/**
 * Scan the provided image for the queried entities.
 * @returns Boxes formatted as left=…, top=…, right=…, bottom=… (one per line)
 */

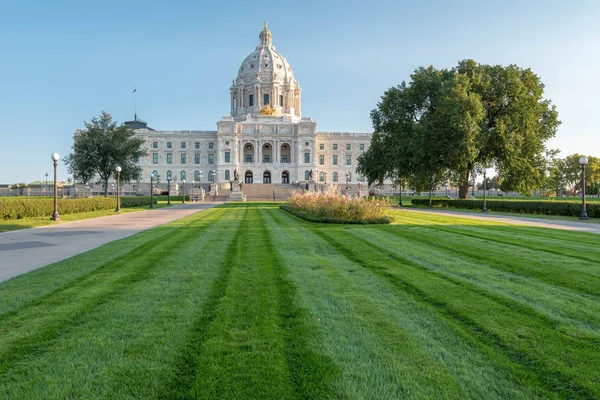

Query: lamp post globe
left=579, top=156, right=589, bottom=220
left=182, top=179, right=186, bottom=203
left=50, top=152, right=61, bottom=221
left=115, top=166, right=122, bottom=212
left=149, top=173, right=155, bottom=208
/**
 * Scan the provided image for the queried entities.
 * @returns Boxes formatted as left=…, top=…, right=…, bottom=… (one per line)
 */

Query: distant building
left=126, top=23, right=375, bottom=189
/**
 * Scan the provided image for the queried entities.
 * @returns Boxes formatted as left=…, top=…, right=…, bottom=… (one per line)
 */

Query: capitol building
left=126, top=23, right=375, bottom=194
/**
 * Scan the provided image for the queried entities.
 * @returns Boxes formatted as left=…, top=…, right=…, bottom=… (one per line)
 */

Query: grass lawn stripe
left=0, top=207, right=241, bottom=398
left=181, top=204, right=296, bottom=399
left=365, top=225, right=600, bottom=337
left=399, top=211, right=600, bottom=263
left=266, top=208, right=544, bottom=399
left=310, top=224, right=599, bottom=399
left=378, top=220, right=600, bottom=298
left=0, top=208, right=226, bottom=379
left=0, top=207, right=221, bottom=317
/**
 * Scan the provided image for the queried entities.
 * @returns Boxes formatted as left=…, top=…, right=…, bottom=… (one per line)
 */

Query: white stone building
left=126, top=23, right=375, bottom=193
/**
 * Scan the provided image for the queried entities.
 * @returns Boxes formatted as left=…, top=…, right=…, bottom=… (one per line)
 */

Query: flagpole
left=134, top=87, right=137, bottom=120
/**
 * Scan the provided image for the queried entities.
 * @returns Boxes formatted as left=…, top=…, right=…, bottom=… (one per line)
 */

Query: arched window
left=166, top=170, right=172, bottom=179
left=194, top=171, right=200, bottom=181
left=305, top=170, right=310, bottom=180
left=208, top=171, right=214, bottom=182
left=333, top=172, right=338, bottom=182
left=319, top=172, right=325, bottom=182
left=225, top=170, right=231, bottom=180
left=152, top=170, right=158, bottom=179
left=180, top=171, right=186, bottom=181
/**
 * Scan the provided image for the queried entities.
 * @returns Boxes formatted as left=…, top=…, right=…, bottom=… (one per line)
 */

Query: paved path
left=0, top=202, right=222, bottom=283
left=403, top=208, right=600, bottom=235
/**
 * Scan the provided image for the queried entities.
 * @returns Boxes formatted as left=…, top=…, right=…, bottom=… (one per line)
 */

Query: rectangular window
left=249, top=94, right=254, bottom=106
left=225, top=151, right=231, bottom=163
left=194, top=154, right=200, bottom=164
left=152, top=153, right=158, bottom=164
left=333, top=144, right=338, bottom=150
left=360, top=144, right=365, bottom=151
left=167, top=153, right=172, bottom=164
left=279, top=95, right=283, bottom=106
left=246, top=155, right=252, bottom=162
left=209, top=142, right=214, bottom=150
left=282, top=155, right=288, bottom=163
left=264, top=154, right=270, bottom=163
left=319, top=155, right=324, bottom=165
left=181, top=142, right=186, bottom=149
left=333, top=155, right=338, bottom=165
left=167, top=142, right=172, bottom=149
left=195, top=142, right=200, bottom=149
left=346, top=155, right=351, bottom=165
left=181, top=153, right=186, bottom=164
left=208, top=154, right=214, bottom=164
left=263, top=93, right=269, bottom=105
left=346, top=144, right=351, bottom=151
left=304, top=152, right=310, bottom=163
left=319, top=144, right=324, bottom=150
left=152, top=142, right=158, bottom=149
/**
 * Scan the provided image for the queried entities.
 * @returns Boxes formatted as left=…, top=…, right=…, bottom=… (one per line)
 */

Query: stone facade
left=129, top=23, right=376, bottom=189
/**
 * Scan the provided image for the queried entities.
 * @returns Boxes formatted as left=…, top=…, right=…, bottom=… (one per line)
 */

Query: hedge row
left=411, top=199, right=599, bottom=218
left=280, top=205, right=392, bottom=224
left=0, top=196, right=154, bottom=220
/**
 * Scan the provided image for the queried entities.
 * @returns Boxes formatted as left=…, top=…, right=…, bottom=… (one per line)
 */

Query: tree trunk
left=104, top=178, right=109, bottom=197
left=458, top=169, right=471, bottom=199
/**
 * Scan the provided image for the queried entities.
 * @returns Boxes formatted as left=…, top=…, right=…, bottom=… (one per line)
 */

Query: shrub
left=0, top=196, right=155, bottom=220
left=285, top=191, right=392, bottom=224
left=410, top=198, right=600, bottom=218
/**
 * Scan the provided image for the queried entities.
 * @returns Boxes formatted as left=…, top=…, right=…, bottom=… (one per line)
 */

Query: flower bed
left=282, top=192, right=392, bottom=224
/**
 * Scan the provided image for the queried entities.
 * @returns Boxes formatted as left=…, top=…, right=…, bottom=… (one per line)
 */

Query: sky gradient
left=0, top=0, right=598, bottom=183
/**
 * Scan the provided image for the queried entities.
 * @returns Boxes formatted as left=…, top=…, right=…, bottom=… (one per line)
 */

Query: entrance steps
left=242, top=183, right=298, bottom=201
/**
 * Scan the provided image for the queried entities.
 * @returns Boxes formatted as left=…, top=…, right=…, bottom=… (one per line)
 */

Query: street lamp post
left=149, top=173, right=155, bottom=208
left=182, top=180, right=186, bottom=203
left=579, top=156, right=589, bottom=220
left=50, top=152, right=60, bottom=221
left=481, top=169, right=488, bottom=213
left=167, top=176, right=172, bottom=205
left=398, top=177, right=403, bottom=207
left=45, top=172, right=49, bottom=194
left=191, top=180, right=195, bottom=202
left=345, top=172, right=350, bottom=190
left=115, top=166, right=122, bottom=212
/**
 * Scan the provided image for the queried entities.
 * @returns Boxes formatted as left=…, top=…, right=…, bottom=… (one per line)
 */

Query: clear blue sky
left=0, top=0, right=598, bottom=183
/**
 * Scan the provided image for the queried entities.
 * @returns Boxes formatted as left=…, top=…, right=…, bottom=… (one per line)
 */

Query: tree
left=359, top=60, right=560, bottom=198
left=64, top=112, right=147, bottom=197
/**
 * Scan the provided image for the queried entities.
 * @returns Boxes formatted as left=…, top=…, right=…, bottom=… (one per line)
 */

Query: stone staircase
left=242, top=183, right=299, bottom=201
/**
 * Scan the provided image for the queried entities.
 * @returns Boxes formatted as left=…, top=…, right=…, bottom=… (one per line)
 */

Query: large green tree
left=64, top=111, right=147, bottom=197
left=359, top=60, right=560, bottom=198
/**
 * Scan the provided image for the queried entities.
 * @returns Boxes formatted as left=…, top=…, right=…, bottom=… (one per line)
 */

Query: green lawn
left=0, top=203, right=169, bottom=233
left=0, top=204, right=599, bottom=399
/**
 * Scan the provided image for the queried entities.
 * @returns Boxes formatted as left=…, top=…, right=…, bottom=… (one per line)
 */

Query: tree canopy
left=358, top=60, right=560, bottom=198
left=64, top=111, right=147, bottom=196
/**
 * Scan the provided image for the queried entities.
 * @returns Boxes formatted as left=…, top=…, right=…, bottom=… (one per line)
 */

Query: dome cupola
left=229, top=23, right=302, bottom=121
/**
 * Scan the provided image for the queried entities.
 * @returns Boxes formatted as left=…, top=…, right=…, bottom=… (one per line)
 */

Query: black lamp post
left=345, top=172, right=350, bottom=190
left=579, top=156, right=589, bottom=220
left=167, top=176, right=172, bottom=205
left=115, top=166, right=122, bottom=212
left=45, top=172, right=48, bottom=192
left=149, top=173, right=155, bottom=208
left=50, top=152, right=60, bottom=221
left=481, top=169, right=488, bottom=213
left=398, top=177, right=403, bottom=207
left=182, top=179, right=186, bottom=203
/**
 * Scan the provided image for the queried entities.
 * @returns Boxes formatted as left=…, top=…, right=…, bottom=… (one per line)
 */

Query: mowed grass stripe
left=377, top=220, right=600, bottom=298
left=0, top=207, right=243, bottom=398
left=311, top=224, right=600, bottom=399
left=364, top=226, right=600, bottom=337
left=0, top=209, right=216, bottom=316
left=401, top=211, right=600, bottom=263
left=266, top=208, right=545, bottom=399
left=0, top=208, right=227, bottom=377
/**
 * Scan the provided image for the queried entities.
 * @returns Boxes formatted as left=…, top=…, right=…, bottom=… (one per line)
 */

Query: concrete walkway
left=0, top=202, right=223, bottom=283
left=403, top=208, right=600, bottom=235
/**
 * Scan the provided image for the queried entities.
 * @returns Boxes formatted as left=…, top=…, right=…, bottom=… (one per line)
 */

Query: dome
left=236, top=23, right=295, bottom=85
